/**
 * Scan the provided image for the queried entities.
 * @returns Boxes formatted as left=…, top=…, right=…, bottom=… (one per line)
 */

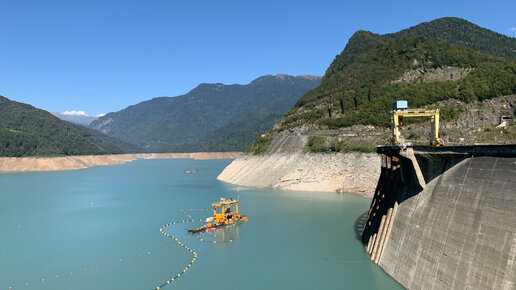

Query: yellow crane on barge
left=188, top=198, right=247, bottom=233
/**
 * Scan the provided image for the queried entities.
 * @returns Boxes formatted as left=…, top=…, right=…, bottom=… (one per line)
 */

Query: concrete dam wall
left=362, top=145, right=515, bottom=290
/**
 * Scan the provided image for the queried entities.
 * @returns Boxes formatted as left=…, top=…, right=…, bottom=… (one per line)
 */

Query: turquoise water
left=0, top=159, right=402, bottom=289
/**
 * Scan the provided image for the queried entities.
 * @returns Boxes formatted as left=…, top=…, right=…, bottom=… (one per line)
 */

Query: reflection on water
left=354, top=211, right=369, bottom=241
left=176, top=208, right=244, bottom=244
left=195, top=222, right=241, bottom=244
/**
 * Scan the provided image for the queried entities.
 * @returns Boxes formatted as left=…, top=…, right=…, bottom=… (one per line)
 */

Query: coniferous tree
left=340, top=88, right=345, bottom=115
left=368, top=85, right=372, bottom=101
left=354, top=86, right=359, bottom=110
left=328, top=89, right=333, bottom=118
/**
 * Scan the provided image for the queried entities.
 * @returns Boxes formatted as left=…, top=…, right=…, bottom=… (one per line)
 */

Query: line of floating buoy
left=6, top=244, right=172, bottom=289
left=155, top=219, right=198, bottom=290
left=6, top=209, right=206, bottom=290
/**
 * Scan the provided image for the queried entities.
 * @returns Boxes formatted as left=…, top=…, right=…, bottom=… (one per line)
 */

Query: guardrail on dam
left=362, top=145, right=515, bottom=290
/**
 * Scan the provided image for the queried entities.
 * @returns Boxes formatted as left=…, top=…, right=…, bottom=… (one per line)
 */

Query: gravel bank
left=217, top=152, right=380, bottom=199
left=0, top=152, right=241, bottom=173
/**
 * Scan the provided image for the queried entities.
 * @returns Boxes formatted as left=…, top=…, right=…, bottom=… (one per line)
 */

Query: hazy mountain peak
left=275, top=73, right=292, bottom=79
left=51, top=111, right=100, bottom=126
left=251, top=74, right=322, bottom=84
left=297, top=75, right=323, bottom=80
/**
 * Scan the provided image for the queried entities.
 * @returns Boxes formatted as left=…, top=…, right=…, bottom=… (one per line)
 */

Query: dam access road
left=362, top=144, right=515, bottom=290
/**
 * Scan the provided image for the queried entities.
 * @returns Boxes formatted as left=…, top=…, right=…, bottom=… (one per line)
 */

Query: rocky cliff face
left=392, top=66, right=472, bottom=83
left=403, top=95, right=515, bottom=145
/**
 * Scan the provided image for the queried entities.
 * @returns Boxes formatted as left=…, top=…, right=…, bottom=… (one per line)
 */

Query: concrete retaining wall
left=362, top=145, right=516, bottom=289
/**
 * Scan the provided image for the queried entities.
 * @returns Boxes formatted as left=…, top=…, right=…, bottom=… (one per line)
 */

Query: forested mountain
left=388, top=17, right=516, bottom=60
left=248, top=17, right=516, bottom=153
left=0, top=96, right=140, bottom=157
left=90, top=74, right=321, bottom=152
left=168, top=108, right=284, bottom=152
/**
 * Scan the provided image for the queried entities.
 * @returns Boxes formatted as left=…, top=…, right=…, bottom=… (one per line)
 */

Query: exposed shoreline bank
left=0, top=152, right=241, bottom=173
left=217, top=152, right=380, bottom=199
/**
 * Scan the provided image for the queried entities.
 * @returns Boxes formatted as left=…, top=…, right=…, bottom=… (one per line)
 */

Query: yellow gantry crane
left=188, top=197, right=247, bottom=233
left=391, top=100, right=441, bottom=146
left=212, top=198, right=241, bottom=224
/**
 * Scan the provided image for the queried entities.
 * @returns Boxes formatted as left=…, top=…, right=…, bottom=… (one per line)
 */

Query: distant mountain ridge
left=90, top=74, right=322, bottom=152
left=0, top=96, right=140, bottom=157
left=51, top=112, right=99, bottom=126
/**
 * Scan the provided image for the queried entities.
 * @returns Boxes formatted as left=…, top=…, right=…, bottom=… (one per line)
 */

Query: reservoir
left=0, top=158, right=402, bottom=289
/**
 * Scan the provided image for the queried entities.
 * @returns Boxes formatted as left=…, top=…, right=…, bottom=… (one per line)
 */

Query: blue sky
left=0, top=0, right=514, bottom=116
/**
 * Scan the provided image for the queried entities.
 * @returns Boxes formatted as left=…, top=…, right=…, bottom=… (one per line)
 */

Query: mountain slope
left=90, top=74, right=321, bottom=152
left=0, top=96, right=139, bottom=157
left=168, top=108, right=284, bottom=152
left=249, top=17, right=516, bottom=153
left=290, top=37, right=514, bottom=127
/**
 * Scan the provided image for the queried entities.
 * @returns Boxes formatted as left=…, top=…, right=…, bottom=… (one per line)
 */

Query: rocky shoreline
left=0, top=152, right=241, bottom=173
left=217, top=152, right=380, bottom=199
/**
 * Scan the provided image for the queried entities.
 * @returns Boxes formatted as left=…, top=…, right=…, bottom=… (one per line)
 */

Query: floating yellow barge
left=188, top=198, right=247, bottom=233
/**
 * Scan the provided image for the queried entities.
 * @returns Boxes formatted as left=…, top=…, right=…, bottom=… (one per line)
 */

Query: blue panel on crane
left=393, top=100, right=408, bottom=110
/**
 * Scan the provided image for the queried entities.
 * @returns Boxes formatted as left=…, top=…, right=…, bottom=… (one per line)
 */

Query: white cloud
left=511, top=27, right=516, bottom=32
left=62, top=110, right=88, bottom=116
left=61, top=110, right=105, bottom=118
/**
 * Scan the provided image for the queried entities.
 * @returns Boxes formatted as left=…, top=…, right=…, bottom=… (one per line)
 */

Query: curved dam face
left=362, top=145, right=516, bottom=290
